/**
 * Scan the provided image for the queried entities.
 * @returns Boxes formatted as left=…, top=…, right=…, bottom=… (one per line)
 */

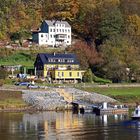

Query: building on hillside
left=32, top=20, right=71, bottom=47
left=34, top=53, right=85, bottom=83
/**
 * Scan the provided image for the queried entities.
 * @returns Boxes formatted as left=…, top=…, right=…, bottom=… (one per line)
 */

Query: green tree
left=82, top=69, right=93, bottom=83
left=99, top=6, right=124, bottom=40
left=100, top=36, right=140, bottom=82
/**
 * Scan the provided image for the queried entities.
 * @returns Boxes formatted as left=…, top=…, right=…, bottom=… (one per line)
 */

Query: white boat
left=131, top=105, right=140, bottom=120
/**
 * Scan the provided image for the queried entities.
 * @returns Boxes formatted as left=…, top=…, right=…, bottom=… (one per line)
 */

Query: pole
left=72, top=93, right=73, bottom=102
left=34, top=67, right=37, bottom=76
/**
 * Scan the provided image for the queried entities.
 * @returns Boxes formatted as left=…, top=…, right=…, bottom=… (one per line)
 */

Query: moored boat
left=131, top=105, right=140, bottom=120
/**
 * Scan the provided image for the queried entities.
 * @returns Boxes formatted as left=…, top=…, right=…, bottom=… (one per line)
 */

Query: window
left=50, top=28, right=52, bottom=32
left=65, top=29, right=67, bottom=32
left=57, top=29, right=58, bottom=32
left=50, top=35, right=52, bottom=38
left=41, top=34, right=43, bottom=37
left=69, top=72, right=72, bottom=77
left=77, top=72, right=79, bottom=77
left=68, top=35, right=70, bottom=38
left=62, top=29, right=64, bottom=32
left=58, top=72, right=60, bottom=77
left=68, top=29, right=70, bottom=32
left=53, top=29, right=55, bottom=32
left=67, top=41, right=69, bottom=43
left=62, top=72, right=64, bottom=77
left=60, top=29, right=61, bottom=32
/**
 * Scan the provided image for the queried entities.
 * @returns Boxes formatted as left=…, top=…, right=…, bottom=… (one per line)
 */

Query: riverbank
left=0, top=90, right=29, bottom=111
left=79, top=86, right=140, bottom=105
left=0, top=84, right=139, bottom=112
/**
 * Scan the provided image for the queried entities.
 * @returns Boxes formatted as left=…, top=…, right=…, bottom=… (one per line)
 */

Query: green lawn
left=79, top=87, right=140, bottom=103
left=0, top=52, right=34, bottom=66
left=0, top=48, right=65, bottom=67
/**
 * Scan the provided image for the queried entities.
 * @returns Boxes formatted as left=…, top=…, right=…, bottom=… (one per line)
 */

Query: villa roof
left=36, top=53, right=79, bottom=65
left=45, top=20, right=71, bottom=28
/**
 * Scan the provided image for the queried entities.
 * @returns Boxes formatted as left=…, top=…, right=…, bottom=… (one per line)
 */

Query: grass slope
left=80, top=87, right=140, bottom=103
left=0, top=52, right=34, bottom=66
left=0, top=90, right=27, bottom=108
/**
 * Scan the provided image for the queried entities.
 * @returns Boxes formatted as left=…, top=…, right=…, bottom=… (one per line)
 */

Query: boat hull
left=131, top=116, right=140, bottom=120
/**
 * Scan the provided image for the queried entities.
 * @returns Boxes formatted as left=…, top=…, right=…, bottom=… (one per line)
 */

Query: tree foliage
left=67, top=41, right=103, bottom=69
left=0, top=0, right=140, bottom=82
left=99, top=37, right=140, bottom=82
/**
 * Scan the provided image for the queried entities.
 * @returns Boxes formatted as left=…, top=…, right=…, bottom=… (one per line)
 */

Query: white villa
left=32, top=20, right=71, bottom=47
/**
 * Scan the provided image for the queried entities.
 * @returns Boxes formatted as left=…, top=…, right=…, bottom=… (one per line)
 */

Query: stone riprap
left=22, top=90, right=67, bottom=111
left=22, top=88, right=117, bottom=111
left=64, top=88, right=117, bottom=104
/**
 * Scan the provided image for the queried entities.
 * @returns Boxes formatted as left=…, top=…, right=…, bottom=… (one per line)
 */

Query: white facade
left=33, top=20, right=71, bottom=47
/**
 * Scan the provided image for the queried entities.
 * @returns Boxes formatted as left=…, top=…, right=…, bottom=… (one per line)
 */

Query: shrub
left=4, top=79, right=15, bottom=85
left=0, top=79, right=4, bottom=86
left=0, top=67, right=8, bottom=79
left=35, top=79, right=45, bottom=84
left=93, top=76, right=112, bottom=84
left=82, top=69, right=93, bottom=83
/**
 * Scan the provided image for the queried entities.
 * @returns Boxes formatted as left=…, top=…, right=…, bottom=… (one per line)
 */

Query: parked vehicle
left=15, top=82, right=30, bottom=86
left=27, top=84, right=40, bottom=89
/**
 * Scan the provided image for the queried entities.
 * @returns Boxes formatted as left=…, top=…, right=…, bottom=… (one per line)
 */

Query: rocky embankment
left=22, top=88, right=117, bottom=111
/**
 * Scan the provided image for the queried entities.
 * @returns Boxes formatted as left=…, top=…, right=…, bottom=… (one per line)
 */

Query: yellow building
left=34, top=53, right=85, bottom=83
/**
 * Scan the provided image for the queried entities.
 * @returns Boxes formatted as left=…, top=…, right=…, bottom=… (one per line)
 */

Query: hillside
left=0, top=0, right=140, bottom=83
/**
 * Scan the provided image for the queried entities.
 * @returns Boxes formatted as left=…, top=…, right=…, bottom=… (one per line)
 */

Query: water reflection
left=0, top=112, right=140, bottom=140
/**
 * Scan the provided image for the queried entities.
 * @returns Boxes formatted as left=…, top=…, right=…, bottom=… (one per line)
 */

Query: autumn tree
left=67, top=41, right=103, bottom=69
left=42, top=0, right=80, bottom=21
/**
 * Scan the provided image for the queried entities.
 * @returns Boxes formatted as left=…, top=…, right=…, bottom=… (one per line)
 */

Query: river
left=0, top=111, right=139, bottom=140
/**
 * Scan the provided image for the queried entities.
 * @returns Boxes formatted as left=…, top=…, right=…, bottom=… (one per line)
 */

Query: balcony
left=55, top=34, right=66, bottom=41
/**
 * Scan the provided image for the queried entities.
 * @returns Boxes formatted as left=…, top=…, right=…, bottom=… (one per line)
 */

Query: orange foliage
left=68, top=41, right=103, bottom=69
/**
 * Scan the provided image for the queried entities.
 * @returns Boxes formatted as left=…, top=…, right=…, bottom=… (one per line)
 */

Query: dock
left=100, top=108, right=129, bottom=114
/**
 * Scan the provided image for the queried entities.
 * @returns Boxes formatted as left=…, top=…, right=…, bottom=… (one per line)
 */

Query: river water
left=0, top=111, right=140, bottom=140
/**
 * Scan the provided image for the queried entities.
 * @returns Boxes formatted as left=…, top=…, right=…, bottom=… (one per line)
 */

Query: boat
left=131, top=105, right=140, bottom=120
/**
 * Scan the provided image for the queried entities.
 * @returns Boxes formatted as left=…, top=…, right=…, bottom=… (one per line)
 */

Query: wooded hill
left=0, top=0, right=140, bottom=83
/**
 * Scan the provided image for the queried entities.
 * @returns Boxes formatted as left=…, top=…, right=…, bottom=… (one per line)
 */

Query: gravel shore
left=22, top=88, right=117, bottom=111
